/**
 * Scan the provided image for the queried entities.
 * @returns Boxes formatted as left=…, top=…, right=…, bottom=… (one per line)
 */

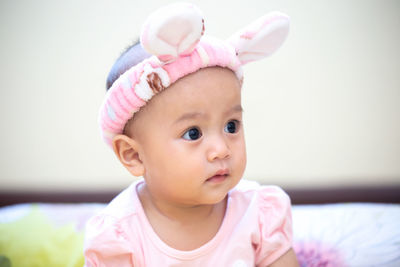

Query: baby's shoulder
left=83, top=183, right=142, bottom=263
left=84, top=181, right=143, bottom=247
left=230, top=180, right=291, bottom=217
left=95, top=181, right=141, bottom=222
left=232, top=179, right=289, bottom=201
left=231, top=181, right=293, bottom=266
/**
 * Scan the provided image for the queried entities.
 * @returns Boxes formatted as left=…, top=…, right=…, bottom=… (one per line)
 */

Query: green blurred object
left=0, top=255, right=12, bottom=267
left=0, top=206, right=84, bottom=267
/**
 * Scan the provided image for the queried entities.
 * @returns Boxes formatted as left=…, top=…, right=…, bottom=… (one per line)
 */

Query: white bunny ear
left=140, top=3, right=205, bottom=63
left=228, top=12, right=290, bottom=65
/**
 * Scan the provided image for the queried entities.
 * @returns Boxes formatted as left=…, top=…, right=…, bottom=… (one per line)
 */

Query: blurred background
left=0, top=0, right=399, bottom=193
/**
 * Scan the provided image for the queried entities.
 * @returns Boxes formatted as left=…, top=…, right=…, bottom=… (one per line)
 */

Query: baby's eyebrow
left=174, top=105, right=243, bottom=124
left=232, top=105, right=243, bottom=113
left=225, top=104, right=243, bottom=116
left=174, top=112, right=206, bottom=124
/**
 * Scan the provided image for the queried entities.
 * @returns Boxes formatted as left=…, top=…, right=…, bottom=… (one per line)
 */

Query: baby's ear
left=112, top=135, right=145, bottom=177
left=228, top=11, right=290, bottom=65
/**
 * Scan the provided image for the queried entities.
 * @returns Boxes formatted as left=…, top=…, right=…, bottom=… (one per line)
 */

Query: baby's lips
left=206, top=168, right=229, bottom=181
left=214, top=168, right=229, bottom=176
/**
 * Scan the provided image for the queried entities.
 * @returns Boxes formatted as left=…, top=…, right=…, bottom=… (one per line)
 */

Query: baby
left=84, top=3, right=298, bottom=267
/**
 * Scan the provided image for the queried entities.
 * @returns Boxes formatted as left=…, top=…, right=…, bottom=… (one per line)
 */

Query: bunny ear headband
left=99, top=2, right=289, bottom=146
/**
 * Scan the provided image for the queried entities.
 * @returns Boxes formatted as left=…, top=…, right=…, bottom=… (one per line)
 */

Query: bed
left=1, top=186, right=399, bottom=267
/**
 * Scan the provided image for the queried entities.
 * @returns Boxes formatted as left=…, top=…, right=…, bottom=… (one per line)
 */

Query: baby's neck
left=137, top=183, right=228, bottom=250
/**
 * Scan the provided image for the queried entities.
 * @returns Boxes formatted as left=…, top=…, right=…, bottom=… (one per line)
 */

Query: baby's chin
left=201, top=180, right=240, bottom=204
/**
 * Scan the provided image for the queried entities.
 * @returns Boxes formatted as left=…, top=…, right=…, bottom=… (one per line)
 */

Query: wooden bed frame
left=1, top=185, right=399, bottom=207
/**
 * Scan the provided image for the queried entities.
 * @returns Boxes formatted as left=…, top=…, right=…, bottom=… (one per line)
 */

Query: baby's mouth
left=206, top=169, right=229, bottom=183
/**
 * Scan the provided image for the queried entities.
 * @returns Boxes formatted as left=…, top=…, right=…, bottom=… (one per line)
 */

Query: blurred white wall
left=0, top=0, right=399, bottom=191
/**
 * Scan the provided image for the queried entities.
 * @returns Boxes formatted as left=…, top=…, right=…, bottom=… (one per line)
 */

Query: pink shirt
left=84, top=179, right=293, bottom=267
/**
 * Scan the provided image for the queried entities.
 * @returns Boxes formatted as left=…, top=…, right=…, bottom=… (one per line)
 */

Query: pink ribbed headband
left=99, top=3, right=290, bottom=146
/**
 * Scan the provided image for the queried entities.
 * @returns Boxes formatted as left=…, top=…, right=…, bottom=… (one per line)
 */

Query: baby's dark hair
left=106, top=40, right=151, bottom=90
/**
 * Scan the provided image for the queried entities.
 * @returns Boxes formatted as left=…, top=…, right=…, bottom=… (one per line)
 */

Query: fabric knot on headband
left=99, top=2, right=290, bottom=146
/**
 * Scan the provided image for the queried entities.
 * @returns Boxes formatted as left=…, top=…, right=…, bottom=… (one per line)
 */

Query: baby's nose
left=207, top=135, right=230, bottom=162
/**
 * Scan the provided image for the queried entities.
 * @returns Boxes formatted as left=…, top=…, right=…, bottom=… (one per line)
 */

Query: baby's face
left=129, top=67, right=246, bottom=206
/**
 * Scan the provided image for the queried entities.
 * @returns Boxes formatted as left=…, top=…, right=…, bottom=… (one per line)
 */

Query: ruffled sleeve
left=83, top=214, right=134, bottom=267
left=254, top=186, right=293, bottom=266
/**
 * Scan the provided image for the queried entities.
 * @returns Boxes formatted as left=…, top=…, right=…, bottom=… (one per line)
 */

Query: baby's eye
left=182, top=127, right=202, bottom=141
left=224, top=120, right=239, bottom=134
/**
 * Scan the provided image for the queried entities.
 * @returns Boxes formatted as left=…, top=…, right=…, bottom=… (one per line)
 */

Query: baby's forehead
left=153, top=67, right=240, bottom=101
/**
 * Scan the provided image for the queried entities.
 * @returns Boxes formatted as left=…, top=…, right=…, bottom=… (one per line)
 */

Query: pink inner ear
left=246, top=24, right=288, bottom=55
left=240, top=28, right=259, bottom=40
left=157, top=55, right=176, bottom=62
left=157, top=18, right=194, bottom=47
left=229, top=12, right=290, bottom=65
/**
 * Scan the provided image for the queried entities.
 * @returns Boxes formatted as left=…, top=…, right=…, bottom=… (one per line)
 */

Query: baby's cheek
left=236, top=141, right=247, bottom=171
